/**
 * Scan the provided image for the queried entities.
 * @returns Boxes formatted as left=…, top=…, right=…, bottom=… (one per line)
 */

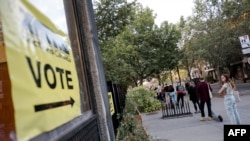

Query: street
left=141, top=84, right=250, bottom=141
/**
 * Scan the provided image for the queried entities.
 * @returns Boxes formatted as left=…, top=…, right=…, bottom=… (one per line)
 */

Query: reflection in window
left=28, top=0, right=68, bottom=34
left=27, top=0, right=91, bottom=112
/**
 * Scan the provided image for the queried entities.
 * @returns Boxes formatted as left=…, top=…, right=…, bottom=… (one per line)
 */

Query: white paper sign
left=242, top=48, right=250, bottom=54
left=239, top=35, right=250, bottom=48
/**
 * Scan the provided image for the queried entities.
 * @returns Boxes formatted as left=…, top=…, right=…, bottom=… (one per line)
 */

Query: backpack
left=176, top=85, right=185, bottom=94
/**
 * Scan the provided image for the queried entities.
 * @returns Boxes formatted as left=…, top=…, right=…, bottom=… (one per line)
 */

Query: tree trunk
left=139, top=74, right=144, bottom=86
left=132, top=77, right=138, bottom=87
left=176, top=66, right=181, bottom=84
left=185, top=58, right=191, bottom=80
left=216, top=65, right=223, bottom=86
left=158, top=74, right=163, bottom=86
left=170, top=70, right=173, bottom=85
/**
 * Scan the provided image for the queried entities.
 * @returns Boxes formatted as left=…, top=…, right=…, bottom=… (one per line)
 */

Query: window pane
left=28, top=0, right=91, bottom=112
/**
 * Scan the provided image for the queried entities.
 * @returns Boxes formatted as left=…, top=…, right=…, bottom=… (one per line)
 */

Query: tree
left=113, top=5, right=158, bottom=86
left=181, top=0, right=247, bottom=79
left=94, top=1, right=182, bottom=87
left=155, top=21, right=181, bottom=85
left=94, top=0, right=136, bottom=44
left=93, top=0, right=137, bottom=87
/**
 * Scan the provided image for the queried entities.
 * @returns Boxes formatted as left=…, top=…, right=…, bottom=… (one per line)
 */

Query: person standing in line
left=157, top=85, right=162, bottom=96
left=161, top=85, right=167, bottom=102
left=218, top=74, right=241, bottom=125
left=176, top=83, right=185, bottom=108
left=186, top=81, right=201, bottom=113
left=196, top=77, right=212, bottom=121
left=156, top=85, right=164, bottom=101
left=163, top=84, right=169, bottom=102
left=167, top=84, right=176, bottom=107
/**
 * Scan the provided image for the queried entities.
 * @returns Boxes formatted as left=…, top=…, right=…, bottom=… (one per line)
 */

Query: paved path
left=141, top=94, right=250, bottom=141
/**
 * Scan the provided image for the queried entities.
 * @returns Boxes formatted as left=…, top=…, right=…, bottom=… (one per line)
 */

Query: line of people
left=155, top=74, right=241, bottom=124
left=155, top=83, right=183, bottom=108
left=155, top=78, right=223, bottom=122
left=186, top=77, right=223, bottom=122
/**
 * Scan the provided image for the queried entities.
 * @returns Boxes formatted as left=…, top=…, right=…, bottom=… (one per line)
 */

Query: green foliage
left=94, top=0, right=136, bottom=43
left=94, top=0, right=250, bottom=87
left=116, top=114, right=151, bottom=141
left=179, top=0, right=250, bottom=80
left=205, top=75, right=214, bottom=83
left=94, top=1, right=182, bottom=87
left=93, top=0, right=137, bottom=87
left=126, top=86, right=161, bottom=113
left=116, top=86, right=160, bottom=141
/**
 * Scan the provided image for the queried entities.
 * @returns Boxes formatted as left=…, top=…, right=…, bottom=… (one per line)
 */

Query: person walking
left=191, top=78, right=223, bottom=122
left=218, top=74, right=241, bottom=125
left=211, top=108, right=223, bottom=122
left=196, top=77, right=212, bottom=121
left=186, top=81, right=201, bottom=113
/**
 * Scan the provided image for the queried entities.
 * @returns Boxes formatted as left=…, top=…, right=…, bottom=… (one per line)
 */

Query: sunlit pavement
left=141, top=92, right=250, bottom=141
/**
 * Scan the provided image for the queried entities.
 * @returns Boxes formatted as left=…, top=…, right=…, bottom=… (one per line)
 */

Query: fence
left=106, top=81, right=126, bottom=135
left=162, top=100, right=192, bottom=119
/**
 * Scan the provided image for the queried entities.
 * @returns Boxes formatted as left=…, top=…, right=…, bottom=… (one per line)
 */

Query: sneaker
left=218, top=115, right=223, bottom=122
left=200, top=117, right=206, bottom=121
left=207, top=117, right=212, bottom=121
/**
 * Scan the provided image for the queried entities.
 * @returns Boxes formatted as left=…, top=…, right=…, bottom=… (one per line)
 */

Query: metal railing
left=107, top=81, right=126, bottom=136
left=162, top=100, right=192, bottom=119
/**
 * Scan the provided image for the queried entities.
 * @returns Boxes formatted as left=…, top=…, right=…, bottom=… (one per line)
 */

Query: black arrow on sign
left=34, top=97, right=75, bottom=112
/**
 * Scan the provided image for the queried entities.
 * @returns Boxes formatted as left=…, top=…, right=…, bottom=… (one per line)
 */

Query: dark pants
left=177, top=94, right=184, bottom=107
left=191, top=99, right=200, bottom=112
left=200, top=100, right=212, bottom=117
left=157, top=93, right=165, bottom=102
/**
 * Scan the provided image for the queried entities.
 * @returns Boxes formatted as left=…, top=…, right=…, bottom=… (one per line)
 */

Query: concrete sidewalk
left=141, top=94, right=250, bottom=141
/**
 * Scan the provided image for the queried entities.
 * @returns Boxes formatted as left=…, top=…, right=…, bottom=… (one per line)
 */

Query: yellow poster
left=0, top=0, right=81, bottom=140
left=0, top=19, right=6, bottom=63
left=108, top=92, right=115, bottom=115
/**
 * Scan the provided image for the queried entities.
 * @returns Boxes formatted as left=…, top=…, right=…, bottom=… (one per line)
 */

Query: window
left=28, top=0, right=91, bottom=112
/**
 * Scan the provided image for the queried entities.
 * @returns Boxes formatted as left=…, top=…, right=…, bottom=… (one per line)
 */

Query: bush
left=126, top=86, right=161, bottom=113
left=205, top=75, right=214, bottom=83
left=116, top=113, right=150, bottom=141
left=116, top=86, right=160, bottom=141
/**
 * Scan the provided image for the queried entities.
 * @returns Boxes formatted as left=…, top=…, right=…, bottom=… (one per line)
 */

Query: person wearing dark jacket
left=196, top=77, right=212, bottom=121
left=168, top=84, right=176, bottom=107
left=187, top=81, right=200, bottom=113
left=192, top=79, right=223, bottom=122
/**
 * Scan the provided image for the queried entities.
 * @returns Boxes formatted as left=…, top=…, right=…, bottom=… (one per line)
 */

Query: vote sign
left=0, top=0, right=81, bottom=140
